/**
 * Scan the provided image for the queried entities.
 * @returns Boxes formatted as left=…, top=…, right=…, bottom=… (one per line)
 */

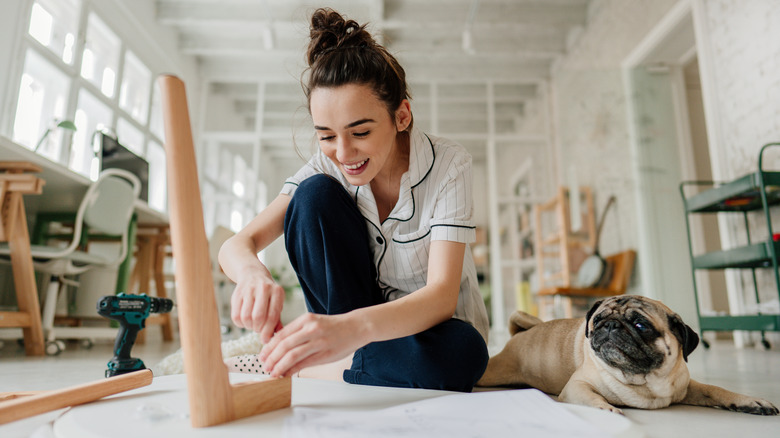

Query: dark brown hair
left=303, top=8, right=412, bottom=131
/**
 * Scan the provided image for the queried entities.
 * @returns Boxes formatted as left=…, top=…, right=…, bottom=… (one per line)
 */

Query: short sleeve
left=280, top=151, right=338, bottom=197
left=429, top=152, right=476, bottom=243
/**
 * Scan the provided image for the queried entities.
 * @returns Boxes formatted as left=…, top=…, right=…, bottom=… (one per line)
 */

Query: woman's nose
left=335, top=137, right=354, bottom=161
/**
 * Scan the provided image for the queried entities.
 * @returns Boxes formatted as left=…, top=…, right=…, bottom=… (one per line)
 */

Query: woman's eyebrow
left=314, top=118, right=376, bottom=131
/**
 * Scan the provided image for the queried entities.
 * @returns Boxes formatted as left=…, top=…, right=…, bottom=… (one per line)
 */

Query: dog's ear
left=668, top=314, right=699, bottom=361
left=584, top=300, right=604, bottom=338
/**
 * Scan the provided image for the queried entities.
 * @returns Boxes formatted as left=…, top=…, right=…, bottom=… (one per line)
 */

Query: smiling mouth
left=343, top=159, right=368, bottom=172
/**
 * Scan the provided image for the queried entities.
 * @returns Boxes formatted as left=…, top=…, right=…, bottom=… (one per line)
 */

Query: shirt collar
left=354, top=128, right=435, bottom=224
left=408, top=128, right=435, bottom=188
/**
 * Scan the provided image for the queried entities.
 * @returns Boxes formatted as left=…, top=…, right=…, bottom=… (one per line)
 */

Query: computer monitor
left=99, top=133, right=149, bottom=202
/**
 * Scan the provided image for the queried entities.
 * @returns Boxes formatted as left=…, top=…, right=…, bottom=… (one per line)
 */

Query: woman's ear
left=395, top=100, right=412, bottom=132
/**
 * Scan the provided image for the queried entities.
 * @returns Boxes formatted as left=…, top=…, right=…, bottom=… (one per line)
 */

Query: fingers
left=260, top=314, right=320, bottom=377
left=250, top=291, right=269, bottom=332
left=267, top=341, right=319, bottom=377
left=230, top=280, right=285, bottom=335
left=258, top=288, right=285, bottom=343
left=230, top=287, right=246, bottom=328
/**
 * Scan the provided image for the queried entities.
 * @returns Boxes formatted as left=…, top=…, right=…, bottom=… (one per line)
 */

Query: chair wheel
left=702, top=339, right=710, bottom=349
left=46, top=341, right=63, bottom=356
left=761, top=339, right=771, bottom=350
left=80, top=339, right=94, bottom=349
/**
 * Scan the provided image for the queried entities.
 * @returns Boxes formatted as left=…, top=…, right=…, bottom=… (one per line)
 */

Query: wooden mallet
left=158, top=74, right=292, bottom=428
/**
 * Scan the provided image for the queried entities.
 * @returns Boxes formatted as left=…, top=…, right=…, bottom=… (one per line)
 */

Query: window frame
left=5, top=0, right=167, bottom=210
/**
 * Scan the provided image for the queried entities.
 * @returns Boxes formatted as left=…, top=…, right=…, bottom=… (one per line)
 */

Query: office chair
left=0, top=168, right=141, bottom=355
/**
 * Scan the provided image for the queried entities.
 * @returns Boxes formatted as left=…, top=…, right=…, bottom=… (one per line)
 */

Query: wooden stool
left=534, top=186, right=596, bottom=291
left=537, top=250, right=636, bottom=320
left=0, top=161, right=46, bottom=356
left=160, top=74, right=290, bottom=427
left=128, top=224, right=174, bottom=343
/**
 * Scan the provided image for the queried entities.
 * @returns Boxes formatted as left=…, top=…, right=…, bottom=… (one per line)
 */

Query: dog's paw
left=598, top=404, right=624, bottom=415
left=727, top=398, right=779, bottom=416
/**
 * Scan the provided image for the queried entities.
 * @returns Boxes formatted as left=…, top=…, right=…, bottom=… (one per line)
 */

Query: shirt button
left=376, top=236, right=384, bottom=245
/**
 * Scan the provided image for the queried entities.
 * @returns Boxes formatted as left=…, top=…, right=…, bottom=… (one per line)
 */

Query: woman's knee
left=353, top=320, right=489, bottom=392
left=291, top=174, right=345, bottom=211
left=413, top=321, right=489, bottom=391
left=286, top=174, right=362, bottom=230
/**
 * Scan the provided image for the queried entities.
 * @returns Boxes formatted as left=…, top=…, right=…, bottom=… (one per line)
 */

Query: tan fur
left=477, top=296, right=778, bottom=416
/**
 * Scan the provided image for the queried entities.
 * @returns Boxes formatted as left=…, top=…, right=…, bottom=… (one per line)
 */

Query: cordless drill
left=97, top=293, right=174, bottom=378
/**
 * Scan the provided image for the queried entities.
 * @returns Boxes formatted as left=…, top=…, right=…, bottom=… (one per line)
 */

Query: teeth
left=344, top=159, right=367, bottom=170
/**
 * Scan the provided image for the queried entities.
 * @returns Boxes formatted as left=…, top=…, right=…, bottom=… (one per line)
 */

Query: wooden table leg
left=130, top=227, right=175, bottom=343
left=131, top=235, right=153, bottom=344
left=7, top=193, right=45, bottom=356
left=153, top=232, right=174, bottom=341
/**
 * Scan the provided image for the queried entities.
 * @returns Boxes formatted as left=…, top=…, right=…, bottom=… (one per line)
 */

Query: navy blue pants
left=284, top=174, right=488, bottom=392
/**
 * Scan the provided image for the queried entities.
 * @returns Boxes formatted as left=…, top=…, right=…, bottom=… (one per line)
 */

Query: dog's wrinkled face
left=585, top=296, right=699, bottom=376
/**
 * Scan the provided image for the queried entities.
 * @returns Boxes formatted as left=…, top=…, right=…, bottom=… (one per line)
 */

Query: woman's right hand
left=231, top=265, right=286, bottom=343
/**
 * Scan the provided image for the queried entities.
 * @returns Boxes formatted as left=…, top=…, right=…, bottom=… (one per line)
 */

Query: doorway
left=622, top=2, right=721, bottom=328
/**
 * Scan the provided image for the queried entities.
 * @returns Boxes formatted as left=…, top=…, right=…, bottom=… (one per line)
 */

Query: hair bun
left=307, top=8, right=372, bottom=66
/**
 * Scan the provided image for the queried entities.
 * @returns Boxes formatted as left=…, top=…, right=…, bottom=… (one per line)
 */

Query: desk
left=0, top=136, right=169, bottom=346
left=0, top=136, right=167, bottom=225
left=0, top=161, right=46, bottom=356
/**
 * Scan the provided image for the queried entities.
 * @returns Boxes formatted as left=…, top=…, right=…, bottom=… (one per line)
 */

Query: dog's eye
left=634, top=322, right=649, bottom=332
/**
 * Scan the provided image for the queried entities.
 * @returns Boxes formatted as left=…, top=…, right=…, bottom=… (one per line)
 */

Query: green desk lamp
left=34, top=119, right=77, bottom=152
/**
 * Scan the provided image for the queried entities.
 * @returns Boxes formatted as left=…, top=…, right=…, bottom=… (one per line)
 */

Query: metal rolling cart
left=680, top=142, right=780, bottom=348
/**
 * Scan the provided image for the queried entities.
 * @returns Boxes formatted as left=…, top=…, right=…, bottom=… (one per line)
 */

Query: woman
left=219, top=8, right=489, bottom=392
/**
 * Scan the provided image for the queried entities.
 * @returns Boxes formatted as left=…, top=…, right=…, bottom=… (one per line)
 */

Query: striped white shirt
left=281, top=128, right=489, bottom=342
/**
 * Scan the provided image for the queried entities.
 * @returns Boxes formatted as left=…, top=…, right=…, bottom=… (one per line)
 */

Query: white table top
left=0, top=136, right=167, bottom=225
left=40, top=374, right=638, bottom=438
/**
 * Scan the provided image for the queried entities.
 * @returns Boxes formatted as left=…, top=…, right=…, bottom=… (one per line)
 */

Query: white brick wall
left=704, top=0, right=780, bottom=177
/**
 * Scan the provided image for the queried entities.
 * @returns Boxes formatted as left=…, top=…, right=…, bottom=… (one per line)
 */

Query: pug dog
left=477, top=295, right=778, bottom=415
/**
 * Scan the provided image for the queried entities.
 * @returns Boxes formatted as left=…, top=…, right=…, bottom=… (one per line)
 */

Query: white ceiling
left=156, top=0, right=591, bottom=162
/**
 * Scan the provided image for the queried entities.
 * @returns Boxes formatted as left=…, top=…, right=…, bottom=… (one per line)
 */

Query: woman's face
left=310, top=83, right=409, bottom=187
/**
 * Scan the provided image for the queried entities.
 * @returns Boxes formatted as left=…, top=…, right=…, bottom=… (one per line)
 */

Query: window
left=146, top=141, right=167, bottom=212
left=202, top=139, right=259, bottom=234
left=28, top=0, right=80, bottom=65
left=148, top=82, right=166, bottom=142
left=81, top=13, right=120, bottom=98
left=120, top=50, right=151, bottom=124
left=9, top=1, right=169, bottom=212
left=117, top=117, right=144, bottom=156
left=73, top=89, right=112, bottom=178
left=12, top=50, right=71, bottom=161
left=232, top=155, right=246, bottom=198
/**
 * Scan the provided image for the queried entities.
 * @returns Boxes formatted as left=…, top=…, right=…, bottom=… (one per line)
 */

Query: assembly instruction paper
left=285, top=388, right=607, bottom=438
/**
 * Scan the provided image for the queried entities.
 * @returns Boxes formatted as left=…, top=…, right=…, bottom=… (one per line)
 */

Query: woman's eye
left=353, top=131, right=369, bottom=138
left=319, top=135, right=335, bottom=141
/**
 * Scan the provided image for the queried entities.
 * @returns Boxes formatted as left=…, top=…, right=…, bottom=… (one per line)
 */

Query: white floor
left=1, top=331, right=779, bottom=438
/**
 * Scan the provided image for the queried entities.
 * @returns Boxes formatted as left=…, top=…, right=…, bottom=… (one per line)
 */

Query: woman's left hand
left=258, top=312, right=364, bottom=378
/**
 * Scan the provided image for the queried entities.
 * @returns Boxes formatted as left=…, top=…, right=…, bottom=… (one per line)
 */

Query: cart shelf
left=692, top=241, right=780, bottom=270
left=683, top=172, right=780, bottom=213
left=680, top=142, right=780, bottom=347
left=700, top=315, right=780, bottom=332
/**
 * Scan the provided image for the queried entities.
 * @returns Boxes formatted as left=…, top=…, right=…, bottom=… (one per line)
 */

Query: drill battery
left=97, top=293, right=174, bottom=378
